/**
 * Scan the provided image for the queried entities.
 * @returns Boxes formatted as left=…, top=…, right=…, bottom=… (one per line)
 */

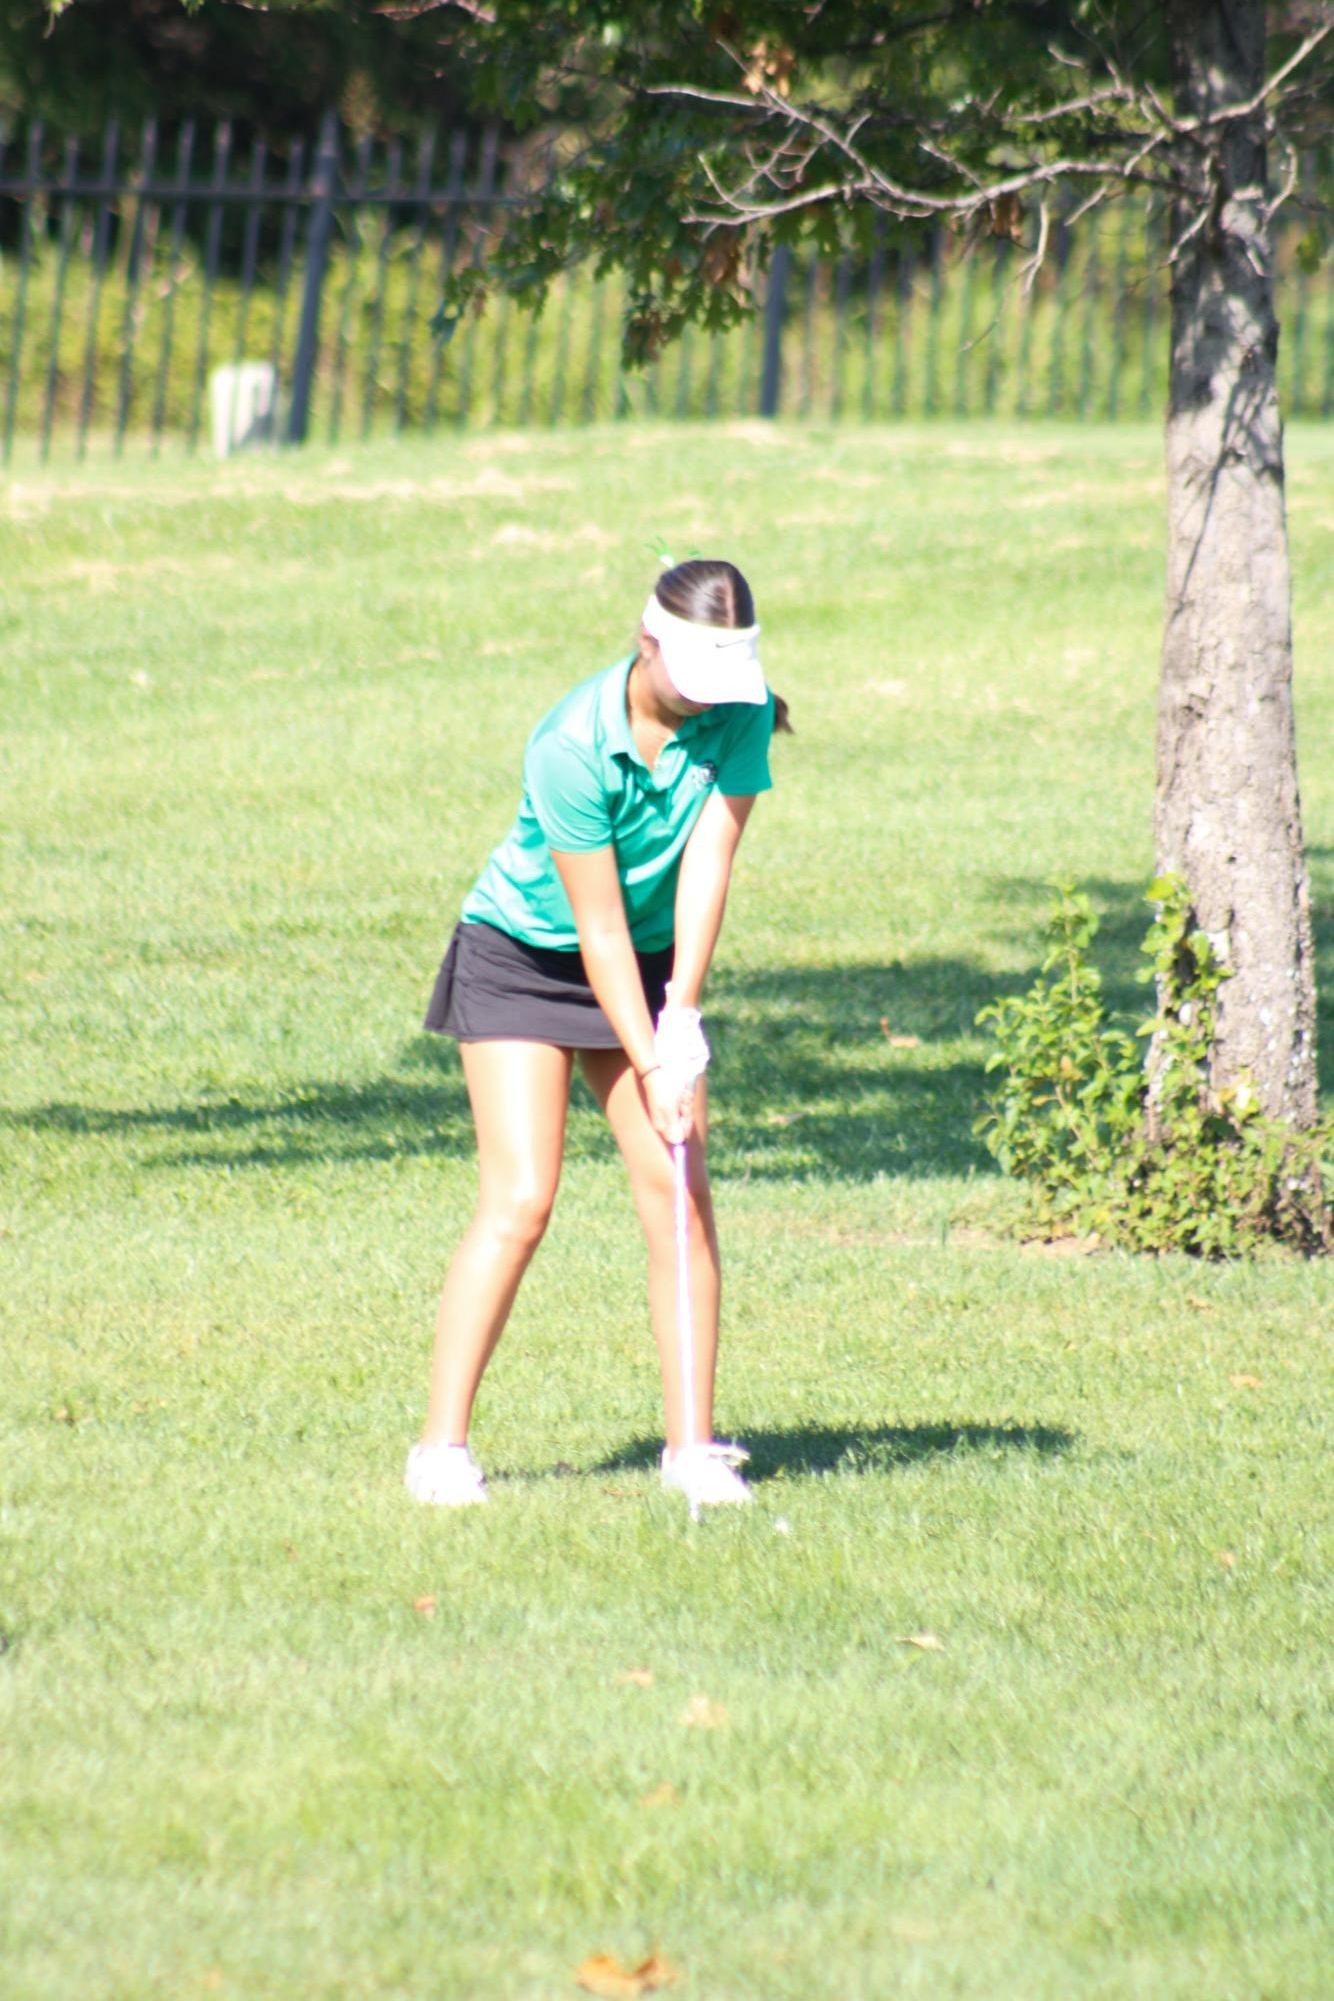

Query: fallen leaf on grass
left=640, top=1781, right=681, bottom=1808
left=575, top=1952, right=680, bottom=1996
left=1185, top=1293, right=1213, bottom=1312
left=1229, top=1374, right=1263, bottom=1390
left=897, top=1632, right=944, bottom=1651
left=680, top=1694, right=728, bottom=1729
left=879, top=1018, right=921, bottom=1049
left=575, top=1957, right=641, bottom=1999
left=1216, top=1550, right=1236, bottom=1569
left=1020, top=1232, right=1100, bottom=1257
left=412, top=1595, right=436, bottom=1617
left=617, top=1667, right=654, bottom=1687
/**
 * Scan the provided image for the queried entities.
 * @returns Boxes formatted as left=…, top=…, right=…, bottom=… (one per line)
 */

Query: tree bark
left=1156, top=0, right=1317, bottom=1123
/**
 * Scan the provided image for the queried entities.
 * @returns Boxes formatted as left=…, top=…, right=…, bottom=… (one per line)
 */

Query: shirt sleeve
left=524, top=724, right=613, bottom=852
left=714, top=690, right=775, bottom=797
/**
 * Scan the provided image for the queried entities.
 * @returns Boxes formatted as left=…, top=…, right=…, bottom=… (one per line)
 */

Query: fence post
left=2, top=122, right=43, bottom=467
left=287, top=112, right=339, bottom=445
left=76, top=119, right=120, bottom=459
left=759, top=242, right=791, bottom=417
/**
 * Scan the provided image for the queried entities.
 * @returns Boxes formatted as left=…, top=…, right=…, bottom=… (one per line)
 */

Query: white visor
left=641, top=593, right=766, bottom=706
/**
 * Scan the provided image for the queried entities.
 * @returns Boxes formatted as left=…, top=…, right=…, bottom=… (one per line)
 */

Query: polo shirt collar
left=600, top=655, right=639, bottom=764
left=601, top=654, right=710, bottom=766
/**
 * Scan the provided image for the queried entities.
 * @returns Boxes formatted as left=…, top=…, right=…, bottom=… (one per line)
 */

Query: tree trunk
left=1156, top=0, right=1317, bottom=1123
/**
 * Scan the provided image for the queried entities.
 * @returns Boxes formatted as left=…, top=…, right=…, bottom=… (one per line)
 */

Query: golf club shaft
left=672, top=1138, right=696, bottom=1452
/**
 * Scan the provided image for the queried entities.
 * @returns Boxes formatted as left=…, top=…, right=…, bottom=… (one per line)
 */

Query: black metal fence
left=1, top=113, right=1330, bottom=463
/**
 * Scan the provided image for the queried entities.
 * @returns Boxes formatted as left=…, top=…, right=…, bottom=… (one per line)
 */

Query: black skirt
left=424, top=919, right=675, bottom=1050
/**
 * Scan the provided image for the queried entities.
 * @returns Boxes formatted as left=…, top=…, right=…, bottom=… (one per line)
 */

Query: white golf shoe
left=660, top=1441, right=753, bottom=1509
left=404, top=1441, right=488, bottom=1507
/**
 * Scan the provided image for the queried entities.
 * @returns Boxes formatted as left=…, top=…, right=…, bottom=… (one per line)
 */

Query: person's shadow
left=576, top=1420, right=1075, bottom=1483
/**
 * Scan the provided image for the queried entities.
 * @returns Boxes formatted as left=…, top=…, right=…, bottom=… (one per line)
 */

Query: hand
left=643, top=1064, right=693, bottom=1146
left=654, top=1001, right=710, bottom=1100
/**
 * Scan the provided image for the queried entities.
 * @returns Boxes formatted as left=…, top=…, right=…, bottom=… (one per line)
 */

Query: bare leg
left=420, top=1039, right=573, bottom=1446
left=580, top=1050, right=719, bottom=1452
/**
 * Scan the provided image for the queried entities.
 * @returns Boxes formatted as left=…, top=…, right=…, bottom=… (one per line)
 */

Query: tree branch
left=1005, top=83, right=1139, bottom=126
left=681, top=151, right=1169, bottom=230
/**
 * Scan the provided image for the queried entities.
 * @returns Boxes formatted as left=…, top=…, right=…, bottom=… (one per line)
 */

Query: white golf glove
left=653, top=997, right=711, bottom=1101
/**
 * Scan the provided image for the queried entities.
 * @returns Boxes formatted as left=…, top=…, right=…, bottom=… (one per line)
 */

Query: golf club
left=672, top=1135, right=699, bottom=1519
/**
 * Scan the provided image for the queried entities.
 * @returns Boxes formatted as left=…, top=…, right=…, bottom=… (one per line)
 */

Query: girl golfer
left=407, top=558, right=783, bottom=1511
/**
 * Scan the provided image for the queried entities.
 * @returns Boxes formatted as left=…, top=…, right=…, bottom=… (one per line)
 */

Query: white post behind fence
left=209, top=362, right=278, bottom=457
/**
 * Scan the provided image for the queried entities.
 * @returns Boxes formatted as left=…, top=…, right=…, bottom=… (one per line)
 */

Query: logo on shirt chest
left=691, top=760, right=718, bottom=794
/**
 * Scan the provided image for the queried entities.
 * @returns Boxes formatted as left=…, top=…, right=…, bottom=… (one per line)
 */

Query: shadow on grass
left=8, top=863, right=1328, bottom=1182
left=1, top=1074, right=479, bottom=1170
left=4, top=954, right=1009, bottom=1184
left=582, top=1420, right=1075, bottom=1483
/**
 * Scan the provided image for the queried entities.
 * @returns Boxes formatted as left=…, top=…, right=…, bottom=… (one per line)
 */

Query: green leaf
left=1295, top=232, right=1323, bottom=278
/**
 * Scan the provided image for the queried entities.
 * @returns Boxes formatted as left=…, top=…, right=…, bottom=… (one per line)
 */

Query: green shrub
left=976, top=877, right=1333, bottom=1256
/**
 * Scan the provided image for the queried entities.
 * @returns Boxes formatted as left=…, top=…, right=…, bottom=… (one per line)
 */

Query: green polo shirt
left=461, top=655, right=774, bottom=951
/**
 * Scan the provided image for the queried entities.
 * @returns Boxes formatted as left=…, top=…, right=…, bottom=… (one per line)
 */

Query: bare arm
left=669, top=790, right=757, bottom=1008
left=550, top=844, right=658, bottom=1078
left=549, top=845, right=695, bottom=1143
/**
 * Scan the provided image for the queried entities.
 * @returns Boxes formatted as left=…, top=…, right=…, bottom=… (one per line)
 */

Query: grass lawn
left=2, top=421, right=1332, bottom=2000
